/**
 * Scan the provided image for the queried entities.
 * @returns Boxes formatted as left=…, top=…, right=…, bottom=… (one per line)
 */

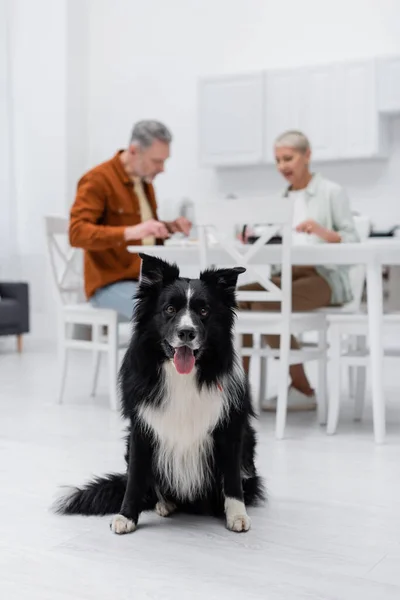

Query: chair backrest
left=44, top=216, right=85, bottom=304
left=345, top=215, right=370, bottom=310
left=195, top=196, right=294, bottom=311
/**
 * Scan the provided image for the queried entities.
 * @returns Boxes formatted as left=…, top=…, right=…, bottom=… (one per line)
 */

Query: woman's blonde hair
left=274, top=130, right=311, bottom=154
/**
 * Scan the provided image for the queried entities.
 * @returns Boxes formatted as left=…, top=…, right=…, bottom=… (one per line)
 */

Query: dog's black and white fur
left=55, top=254, right=265, bottom=533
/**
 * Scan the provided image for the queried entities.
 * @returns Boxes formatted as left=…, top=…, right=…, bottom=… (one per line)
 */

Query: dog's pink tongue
left=173, top=346, right=195, bottom=374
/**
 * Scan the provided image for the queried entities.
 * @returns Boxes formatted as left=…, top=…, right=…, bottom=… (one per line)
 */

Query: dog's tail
left=243, top=475, right=266, bottom=506
left=53, top=473, right=127, bottom=516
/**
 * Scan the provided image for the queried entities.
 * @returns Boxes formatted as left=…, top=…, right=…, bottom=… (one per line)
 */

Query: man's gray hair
left=274, top=130, right=311, bottom=153
left=130, top=120, right=172, bottom=149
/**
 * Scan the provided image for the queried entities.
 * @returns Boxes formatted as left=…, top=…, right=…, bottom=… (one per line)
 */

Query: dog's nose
left=177, top=328, right=197, bottom=343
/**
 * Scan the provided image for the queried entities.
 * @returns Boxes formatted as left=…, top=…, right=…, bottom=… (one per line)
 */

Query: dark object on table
left=242, top=224, right=282, bottom=245
left=370, top=226, right=399, bottom=238
left=0, top=282, right=30, bottom=352
left=246, top=235, right=282, bottom=245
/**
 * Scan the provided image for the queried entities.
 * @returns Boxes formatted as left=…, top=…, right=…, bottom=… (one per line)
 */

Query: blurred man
left=69, top=120, right=191, bottom=319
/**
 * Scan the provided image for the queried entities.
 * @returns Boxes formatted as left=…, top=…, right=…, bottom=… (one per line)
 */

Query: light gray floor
left=1, top=338, right=400, bottom=599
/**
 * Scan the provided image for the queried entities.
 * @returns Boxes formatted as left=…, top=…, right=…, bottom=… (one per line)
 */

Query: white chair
left=322, top=216, right=400, bottom=439
left=45, top=216, right=129, bottom=410
left=320, top=217, right=373, bottom=434
left=327, top=312, right=400, bottom=437
left=241, top=215, right=371, bottom=419
left=288, top=216, right=367, bottom=385
left=195, top=197, right=328, bottom=440
left=318, top=216, right=370, bottom=397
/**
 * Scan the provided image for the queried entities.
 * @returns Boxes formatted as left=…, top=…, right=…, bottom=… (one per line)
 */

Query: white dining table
left=128, top=238, right=400, bottom=443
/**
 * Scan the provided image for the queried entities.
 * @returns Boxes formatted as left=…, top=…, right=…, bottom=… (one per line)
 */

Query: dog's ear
left=139, top=253, right=180, bottom=287
left=200, top=267, right=246, bottom=290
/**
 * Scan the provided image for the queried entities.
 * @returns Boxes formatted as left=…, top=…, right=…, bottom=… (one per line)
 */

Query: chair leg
left=317, top=325, right=328, bottom=426
left=258, top=354, right=268, bottom=412
left=348, top=366, right=356, bottom=398
left=17, top=334, right=23, bottom=353
left=327, top=326, right=341, bottom=435
left=251, top=334, right=261, bottom=414
left=91, top=353, right=102, bottom=397
left=354, top=336, right=367, bottom=422
left=91, top=325, right=102, bottom=397
left=58, top=323, right=69, bottom=404
left=107, top=317, right=119, bottom=411
left=347, top=336, right=357, bottom=397
left=275, top=330, right=290, bottom=440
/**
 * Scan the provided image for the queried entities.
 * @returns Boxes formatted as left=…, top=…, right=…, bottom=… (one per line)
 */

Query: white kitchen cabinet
left=296, top=65, right=341, bottom=162
left=337, top=60, right=388, bottom=159
left=199, top=58, right=394, bottom=168
left=198, top=73, right=264, bottom=167
left=266, top=61, right=388, bottom=163
left=264, top=69, right=303, bottom=163
left=377, top=56, right=400, bottom=114
left=265, top=65, right=341, bottom=162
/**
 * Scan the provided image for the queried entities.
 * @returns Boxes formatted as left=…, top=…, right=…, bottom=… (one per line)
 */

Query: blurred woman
left=240, top=130, right=359, bottom=411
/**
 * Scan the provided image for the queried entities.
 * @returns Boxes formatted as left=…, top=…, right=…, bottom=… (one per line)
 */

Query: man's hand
left=124, top=219, right=170, bottom=242
left=295, top=219, right=341, bottom=243
left=165, top=217, right=192, bottom=236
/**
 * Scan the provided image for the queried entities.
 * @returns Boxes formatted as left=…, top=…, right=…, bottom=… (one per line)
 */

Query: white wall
left=86, top=0, right=400, bottom=229
left=66, top=0, right=89, bottom=204
left=0, top=0, right=17, bottom=274
left=7, top=0, right=68, bottom=333
left=3, top=0, right=89, bottom=337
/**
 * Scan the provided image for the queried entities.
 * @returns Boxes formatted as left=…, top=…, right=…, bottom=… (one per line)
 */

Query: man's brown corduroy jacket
left=69, top=151, right=160, bottom=299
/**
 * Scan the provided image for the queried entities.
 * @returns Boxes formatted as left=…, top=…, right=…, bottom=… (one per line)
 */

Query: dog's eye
left=200, top=307, right=209, bottom=317
left=165, top=305, right=176, bottom=315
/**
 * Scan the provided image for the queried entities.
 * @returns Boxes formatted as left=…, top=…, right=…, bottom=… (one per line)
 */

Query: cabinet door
left=264, top=69, right=302, bottom=163
left=297, top=65, right=341, bottom=161
left=198, top=73, right=264, bottom=166
left=338, top=61, right=382, bottom=159
left=377, top=56, right=400, bottom=114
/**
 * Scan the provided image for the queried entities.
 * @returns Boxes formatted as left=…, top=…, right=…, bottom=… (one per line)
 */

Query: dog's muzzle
left=166, top=327, right=201, bottom=375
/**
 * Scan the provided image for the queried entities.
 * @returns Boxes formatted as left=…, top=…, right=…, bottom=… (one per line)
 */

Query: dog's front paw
left=226, top=513, right=251, bottom=532
left=224, top=497, right=251, bottom=533
left=110, top=514, right=137, bottom=535
left=155, top=501, right=176, bottom=518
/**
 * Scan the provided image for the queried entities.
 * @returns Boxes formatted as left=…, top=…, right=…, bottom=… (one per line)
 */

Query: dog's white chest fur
left=138, top=362, right=226, bottom=500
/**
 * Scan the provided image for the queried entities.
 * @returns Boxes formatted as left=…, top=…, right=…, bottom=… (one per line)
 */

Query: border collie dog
left=55, top=254, right=265, bottom=533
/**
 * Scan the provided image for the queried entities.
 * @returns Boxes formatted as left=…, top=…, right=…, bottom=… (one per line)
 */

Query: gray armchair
left=0, top=282, right=30, bottom=351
